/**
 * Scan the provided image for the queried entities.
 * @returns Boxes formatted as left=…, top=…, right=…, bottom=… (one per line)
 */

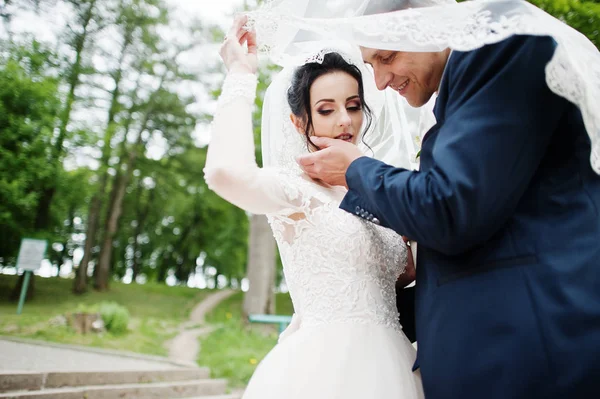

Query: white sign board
left=16, top=238, right=47, bottom=271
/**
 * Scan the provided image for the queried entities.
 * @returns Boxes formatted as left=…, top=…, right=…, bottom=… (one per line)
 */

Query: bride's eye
left=317, top=109, right=333, bottom=115
left=347, top=102, right=362, bottom=112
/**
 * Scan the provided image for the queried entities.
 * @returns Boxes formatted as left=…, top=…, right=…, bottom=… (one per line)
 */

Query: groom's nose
left=374, top=68, right=392, bottom=91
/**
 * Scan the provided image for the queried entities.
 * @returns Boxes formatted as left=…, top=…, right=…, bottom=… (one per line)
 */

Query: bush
left=98, top=302, right=130, bottom=335
left=75, top=303, right=99, bottom=314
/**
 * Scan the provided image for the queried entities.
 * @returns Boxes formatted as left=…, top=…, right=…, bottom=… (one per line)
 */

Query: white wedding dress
left=204, top=72, right=424, bottom=399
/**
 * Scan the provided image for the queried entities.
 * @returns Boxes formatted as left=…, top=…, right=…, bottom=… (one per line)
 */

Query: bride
left=204, top=15, right=424, bottom=399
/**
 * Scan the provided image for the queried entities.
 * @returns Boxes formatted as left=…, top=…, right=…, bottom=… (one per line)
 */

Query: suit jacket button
left=355, top=206, right=361, bottom=215
left=372, top=217, right=380, bottom=225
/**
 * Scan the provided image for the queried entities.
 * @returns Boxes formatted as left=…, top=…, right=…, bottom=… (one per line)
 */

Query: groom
left=297, top=34, right=600, bottom=399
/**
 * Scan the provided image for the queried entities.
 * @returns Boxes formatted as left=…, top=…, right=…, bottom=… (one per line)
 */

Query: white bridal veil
left=249, top=0, right=600, bottom=174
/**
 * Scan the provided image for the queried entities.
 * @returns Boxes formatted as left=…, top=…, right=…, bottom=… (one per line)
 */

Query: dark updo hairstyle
left=287, top=52, right=373, bottom=151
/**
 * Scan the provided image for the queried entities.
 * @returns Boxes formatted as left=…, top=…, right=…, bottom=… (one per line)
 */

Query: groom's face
left=361, top=47, right=449, bottom=107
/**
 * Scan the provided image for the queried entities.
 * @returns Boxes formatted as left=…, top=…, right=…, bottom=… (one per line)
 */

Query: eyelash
left=317, top=105, right=362, bottom=116
left=381, top=54, right=395, bottom=64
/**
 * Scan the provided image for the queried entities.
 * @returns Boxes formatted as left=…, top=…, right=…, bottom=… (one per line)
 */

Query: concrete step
left=0, top=369, right=210, bottom=393
left=178, top=396, right=241, bottom=399
left=0, top=379, right=227, bottom=399
left=0, top=374, right=42, bottom=395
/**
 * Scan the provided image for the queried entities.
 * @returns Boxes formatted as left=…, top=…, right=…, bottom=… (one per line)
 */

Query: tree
left=95, top=68, right=197, bottom=290
left=242, top=214, right=276, bottom=316
left=34, top=0, right=101, bottom=231
left=529, top=0, right=600, bottom=49
left=0, top=40, right=60, bottom=260
left=0, top=39, right=61, bottom=298
left=1, top=0, right=271, bottom=291
left=75, top=0, right=169, bottom=293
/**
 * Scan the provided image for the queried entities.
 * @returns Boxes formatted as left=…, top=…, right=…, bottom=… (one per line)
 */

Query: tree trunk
left=57, top=205, right=76, bottom=277
left=157, top=250, right=171, bottom=283
left=73, top=29, right=132, bottom=294
left=73, top=179, right=106, bottom=294
left=243, top=214, right=277, bottom=317
left=94, top=164, right=130, bottom=290
left=131, top=235, right=140, bottom=282
left=131, top=185, right=154, bottom=282
left=95, top=110, right=148, bottom=290
left=34, top=0, right=97, bottom=230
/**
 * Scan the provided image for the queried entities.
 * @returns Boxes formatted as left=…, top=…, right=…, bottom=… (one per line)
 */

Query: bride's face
left=291, top=71, right=364, bottom=146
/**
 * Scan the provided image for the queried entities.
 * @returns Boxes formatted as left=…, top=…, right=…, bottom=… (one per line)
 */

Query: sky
left=170, top=0, right=246, bottom=27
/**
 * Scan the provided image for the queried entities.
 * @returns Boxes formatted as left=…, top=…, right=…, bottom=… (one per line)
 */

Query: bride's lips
left=335, top=133, right=354, bottom=142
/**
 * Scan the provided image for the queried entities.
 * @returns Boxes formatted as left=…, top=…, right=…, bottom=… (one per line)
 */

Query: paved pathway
left=0, top=290, right=237, bottom=373
left=0, top=338, right=181, bottom=371
left=166, top=289, right=236, bottom=366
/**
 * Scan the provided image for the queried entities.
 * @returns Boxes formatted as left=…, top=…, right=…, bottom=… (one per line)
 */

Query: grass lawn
left=198, top=291, right=293, bottom=388
left=0, top=274, right=211, bottom=356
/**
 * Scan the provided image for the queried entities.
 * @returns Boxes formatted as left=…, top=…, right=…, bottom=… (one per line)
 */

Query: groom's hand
left=296, top=137, right=364, bottom=188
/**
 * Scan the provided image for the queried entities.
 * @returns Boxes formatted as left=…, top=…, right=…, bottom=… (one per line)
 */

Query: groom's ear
left=290, top=114, right=305, bottom=135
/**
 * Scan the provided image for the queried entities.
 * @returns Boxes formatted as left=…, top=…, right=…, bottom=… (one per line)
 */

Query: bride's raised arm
left=204, top=16, right=303, bottom=216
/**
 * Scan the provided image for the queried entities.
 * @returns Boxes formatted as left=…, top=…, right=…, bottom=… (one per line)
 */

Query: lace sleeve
left=204, top=72, right=317, bottom=216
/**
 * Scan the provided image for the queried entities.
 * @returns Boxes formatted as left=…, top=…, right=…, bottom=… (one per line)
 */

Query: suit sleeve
left=341, top=36, right=568, bottom=255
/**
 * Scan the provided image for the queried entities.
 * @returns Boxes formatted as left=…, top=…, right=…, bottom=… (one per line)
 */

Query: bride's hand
left=397, top=236, right=416, bottom=288
left=219, top=15, right=258, bottom=74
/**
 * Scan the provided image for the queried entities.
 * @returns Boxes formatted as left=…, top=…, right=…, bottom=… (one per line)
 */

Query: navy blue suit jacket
left=341, top=35, right=600, bottom=398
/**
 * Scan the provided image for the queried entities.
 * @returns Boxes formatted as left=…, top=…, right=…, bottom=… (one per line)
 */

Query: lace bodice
left=269, top=170, right=407, bottom=331
left=205, top=72, right=407, bottom=332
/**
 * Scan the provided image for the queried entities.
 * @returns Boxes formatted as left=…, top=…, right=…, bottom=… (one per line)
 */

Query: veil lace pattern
left=247, top=0, right=600, bottom=174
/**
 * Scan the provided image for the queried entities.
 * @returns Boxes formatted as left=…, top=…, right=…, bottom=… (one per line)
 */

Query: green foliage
left=0, top=40, right=60, bottom=259
left=0, top=274, right=211, bottom=355
left=75, top=302, right=99, bottom=313
left=2, top=0, right=595, bottom=292
left=98, top=301, right=130, bottom=334
left=0, top=0, right=251, bottom=289
left=529, top=0, right=600, bottom=49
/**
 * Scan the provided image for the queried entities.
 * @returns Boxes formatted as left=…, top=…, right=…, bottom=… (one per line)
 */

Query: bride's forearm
left=204, top=17, right=305, bottom=215
left=204, top=72, right=259, bottom=196
left=204, top=72, right=299, bottom=215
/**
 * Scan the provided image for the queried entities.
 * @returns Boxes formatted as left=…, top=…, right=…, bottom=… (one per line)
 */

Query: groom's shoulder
left=443, top=35, right=558, bottom=98
left=448, top=34, right=557, bottom=76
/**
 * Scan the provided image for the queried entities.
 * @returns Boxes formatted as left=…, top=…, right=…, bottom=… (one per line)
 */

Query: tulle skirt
left=242, top=323, right=424, bottom=399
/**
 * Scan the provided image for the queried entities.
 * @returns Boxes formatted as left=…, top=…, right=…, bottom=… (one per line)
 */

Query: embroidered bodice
left=204, top=72, right=407, bottom=332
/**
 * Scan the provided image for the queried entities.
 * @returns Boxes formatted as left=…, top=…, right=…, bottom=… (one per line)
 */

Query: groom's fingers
left=310, top=136, right=336, bottom=148
left=296, top=158, right=320, bottom=179
left=299, top=163, right=317, bottom=176
left=296, top=153, right=316, bottom=167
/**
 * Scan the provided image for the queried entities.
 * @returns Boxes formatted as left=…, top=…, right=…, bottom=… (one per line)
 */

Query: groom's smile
left=391, top=79, right=410, bottom=95
left=360, top=46, right=450, bottom=107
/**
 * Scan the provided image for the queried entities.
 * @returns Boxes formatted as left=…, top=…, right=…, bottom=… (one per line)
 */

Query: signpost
left=15, top=238, right=47, bottom=315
